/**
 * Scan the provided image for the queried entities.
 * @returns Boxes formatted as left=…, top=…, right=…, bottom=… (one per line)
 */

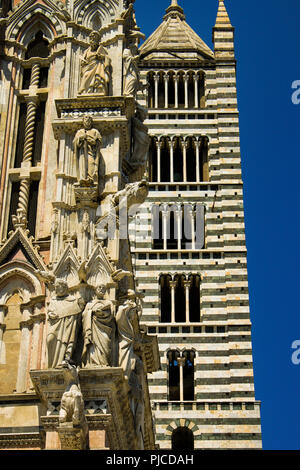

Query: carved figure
left=59, top=364, right=85, bottom=426
left=78, top=31, right=111, bottom=96
left=46, top=279, right=85, bottom=368
left=82, top=285, right=116, bottom=367
left=131, top=105, right=151, bottom=165
left=73, top=115, right=102, bottom=184
left=115, top=289, right=138, bottom=378
left=112, top=180, right=149, bottom=211
left=123, top=43, right=141, bottom=98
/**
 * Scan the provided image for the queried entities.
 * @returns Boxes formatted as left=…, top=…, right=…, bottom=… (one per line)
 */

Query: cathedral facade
left=0, top=0, right=262, bottom=450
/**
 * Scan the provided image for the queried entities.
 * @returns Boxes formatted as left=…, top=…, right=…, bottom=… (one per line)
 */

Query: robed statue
left=46, top=279, right=85, bottom=369
left=123, top=43, right=141, bottom=98
left=82, top=285, right=116, bottom=367
left=73, top=115, right=102, bottom=185
left=78, top=31, right=111, bottom=96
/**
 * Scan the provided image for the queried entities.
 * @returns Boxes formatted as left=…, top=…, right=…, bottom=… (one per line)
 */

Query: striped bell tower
left=130, top=0, right=263, bottom=450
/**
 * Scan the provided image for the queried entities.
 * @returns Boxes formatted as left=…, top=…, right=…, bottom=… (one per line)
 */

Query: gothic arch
left=0, top=260, right=43, bottom=306
left=75, top=0, right=118, bottom=28
left=7, top=4, right=64, bottom=45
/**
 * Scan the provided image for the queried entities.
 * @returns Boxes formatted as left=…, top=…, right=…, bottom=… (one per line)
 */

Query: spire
left=214, top=0, right=233, bottom=29
left=164, top=0, right=185, bottom=20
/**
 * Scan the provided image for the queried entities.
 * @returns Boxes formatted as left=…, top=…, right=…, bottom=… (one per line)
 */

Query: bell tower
left=130, top=0, right=263, bottom=450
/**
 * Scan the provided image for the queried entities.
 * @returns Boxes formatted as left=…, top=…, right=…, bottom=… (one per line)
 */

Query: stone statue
left=111, top=179, right=149, bottom=212
left=116, top=289, right=145, bottom=447
left=78, top=31, right=111, bottom=96
left=59, top=364, right=85, bottom=426
left=115, top=289, right=138, bottom=379
left=73, top=115, right=102, bottom=185
left=123, top=43, right=141, bottom=98
left=82, top=285, right=116, bottom=368
left=131, top=105, right=151, bottom=166
left=46, top=279, right=85, bottom=369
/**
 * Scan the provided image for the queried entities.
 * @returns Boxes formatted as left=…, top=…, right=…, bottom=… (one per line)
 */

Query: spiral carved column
left=12, top=62, right=40, bottom=230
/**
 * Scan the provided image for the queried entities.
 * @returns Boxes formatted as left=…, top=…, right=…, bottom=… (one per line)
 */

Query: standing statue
left=82, top=285, right=116, bottom=367
left=131, top=105, right=151, bottom=166
left=46, top=279, right=85, bottom=369
left=115, top=289, right=138, bottom=379
left=73, top=115, right=102, bottom=185
left=123, top=43, right=141, bottom=98
left=78, top=31, right=111, bottom=96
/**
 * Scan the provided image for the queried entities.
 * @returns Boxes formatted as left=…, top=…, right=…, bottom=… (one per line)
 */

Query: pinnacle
left=165, top=0, right=185, bottom=18
left=215, top=0, right=233, bottom=28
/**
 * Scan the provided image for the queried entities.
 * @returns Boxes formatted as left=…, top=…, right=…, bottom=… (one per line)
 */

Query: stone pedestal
left=30, top=367, right=139, bottom=450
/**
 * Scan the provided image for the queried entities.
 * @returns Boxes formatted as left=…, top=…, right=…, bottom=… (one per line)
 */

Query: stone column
left=184, top=74, right=189, bottom=109
left=154, top=74, right=159, bottom=109
left=169, top=280, right=177, bottom=324
left=164, top=74, right=169, bottom=109
left=174, top=74, right=179, bottom=109
left=175, top=205, right=182, bottom=250
left=162, top=206, right=169, bottom=251
left=195, top=140, right=200, bottom=183
left=156, top=141, right=162, bottom=183
left=12, top=62, right=40, bottom=229
left=0, top=306, right=7, bottom=365
left=188, top=206, right=196, bottom=250
left=169, top=139, right=174, bottom=183
left=184, top=281, right=191, bottom=323
left=194, top=73, right=199, bottom=108
left=182, top=140, right=187, bottom=182
left=16, top=305, right=33, bottom=393
left=177, top=357, right=186, bottom=401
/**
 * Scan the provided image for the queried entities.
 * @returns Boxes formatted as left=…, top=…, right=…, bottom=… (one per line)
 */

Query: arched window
left=175, top=275, right=185, bottom=323
left=168, top=350, right=180, bottom=401
left=183, top=350, right=195, bottom=400
left=173, top=137, right=183, bottom=182
left=189, top=275, right=201, bottom=322
left=25, top=30, right=49, bottom=59
left=172, top=427, right=194, bottom=451
left=160, top=138, right=170, bottom=182
left=167, top=350, right=196, bottom=401
left=10, top=29, right=50, bottom=237
left=160, top=275, right=171, bottom=323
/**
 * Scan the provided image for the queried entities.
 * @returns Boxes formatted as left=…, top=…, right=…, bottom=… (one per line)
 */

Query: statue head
left=89, top=31, right=101, bottom=48
left=83, top=115, right=93, bottom=130
left=55, top=279, right=68, bottom=297
left=127, top=289, right=136, bottom=300
left=95, top=285, right=106, bottom=299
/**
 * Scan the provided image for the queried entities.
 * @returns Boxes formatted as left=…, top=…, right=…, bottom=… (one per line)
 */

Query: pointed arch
left=75, top=0, right=118, bottom=29
left=7, top=3, right=64, bottom=45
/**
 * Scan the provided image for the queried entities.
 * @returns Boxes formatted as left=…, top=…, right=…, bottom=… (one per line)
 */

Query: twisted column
left=12, top=62, right=40, bottom=230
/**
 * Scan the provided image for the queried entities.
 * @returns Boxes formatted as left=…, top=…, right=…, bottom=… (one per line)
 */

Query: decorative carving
left=78, top=31, right=111, bottom=96
left=59, top=364, right=86, bottom=427
left=82, top=285, right=117, bottom=368
left=73, top=115, right=102, bottom=185
left=46, top=279, right=85, bottom=368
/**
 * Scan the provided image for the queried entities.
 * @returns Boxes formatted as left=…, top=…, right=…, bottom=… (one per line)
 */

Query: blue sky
left=135, top=0, right=300, bottom=450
